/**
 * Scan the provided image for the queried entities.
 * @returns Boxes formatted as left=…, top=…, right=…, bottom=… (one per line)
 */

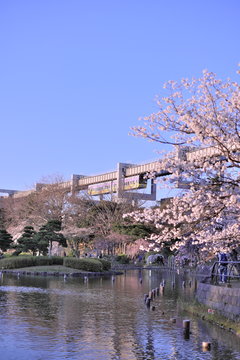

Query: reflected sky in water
left=0, top=269, right=239, bottom=360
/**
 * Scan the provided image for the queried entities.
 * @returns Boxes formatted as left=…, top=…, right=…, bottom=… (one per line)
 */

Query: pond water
left=0, top=269, right=240, bottom=360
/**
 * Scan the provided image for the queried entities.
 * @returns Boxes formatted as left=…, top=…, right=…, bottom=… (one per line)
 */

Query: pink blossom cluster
left=126, top=69, right=240, bottom=259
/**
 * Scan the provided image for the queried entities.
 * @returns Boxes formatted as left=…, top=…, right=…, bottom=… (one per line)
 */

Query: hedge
left=115, top=254, right=130, bottom=264
left=98, top=258, right=111, bottom=271
left=0, top=256, right=111, bottom=272
left=0, top=256, right=63, bottom=269
left=63, top=258, right=105, bottom=272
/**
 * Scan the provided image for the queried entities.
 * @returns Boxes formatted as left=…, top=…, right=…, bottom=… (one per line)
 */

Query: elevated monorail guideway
left=0, top=189, right=19, bottom=196
left=9, top=160, right=169, bottom=202
left=3, top=144, right=239, bottom=202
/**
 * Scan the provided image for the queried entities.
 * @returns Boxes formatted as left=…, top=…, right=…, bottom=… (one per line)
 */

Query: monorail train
left=88, top=175, right=147, bottom=196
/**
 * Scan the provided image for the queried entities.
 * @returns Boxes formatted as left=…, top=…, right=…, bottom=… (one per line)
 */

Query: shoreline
left=1, top=269, right=123, bottom=277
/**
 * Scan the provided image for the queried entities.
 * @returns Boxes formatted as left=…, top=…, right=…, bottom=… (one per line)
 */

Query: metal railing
left=211, top=261, right=240, bottom=284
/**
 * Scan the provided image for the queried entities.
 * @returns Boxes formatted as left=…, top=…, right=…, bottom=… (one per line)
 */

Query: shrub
left=115, top=254, right=130, bottom=264
left=0, top=256, right=34, bottom=269
left=98, top=258, right=111, bottom=271
left=63, top=257, right=104, bottom=272
left=0, top=256, right=63, bottom=269
left=34, top=256, right=63, bottom=266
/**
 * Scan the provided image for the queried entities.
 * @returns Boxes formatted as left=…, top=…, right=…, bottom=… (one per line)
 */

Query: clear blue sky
left=0, top=0, right=239, bottom=193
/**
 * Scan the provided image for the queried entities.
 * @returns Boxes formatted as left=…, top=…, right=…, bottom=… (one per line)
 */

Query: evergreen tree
left=113, top=223, right=156, bottom=239
left=0, top=229, right=13, bottom=252
left=0, top=209, right=6, bottom=230
left=17, top=226, right=38, bottom=255
left=32, top=230, right=49, bottom=256
left=44, top=219, right=62, bottom=232
left=38, top=220, right=67, bottom=255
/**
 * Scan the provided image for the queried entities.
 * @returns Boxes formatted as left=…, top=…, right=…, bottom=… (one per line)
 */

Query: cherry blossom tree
left=126, top=68, right=240, bottom=261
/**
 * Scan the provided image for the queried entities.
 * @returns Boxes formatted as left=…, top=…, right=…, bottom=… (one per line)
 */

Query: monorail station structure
left=0, top=145, right=234, bottom=204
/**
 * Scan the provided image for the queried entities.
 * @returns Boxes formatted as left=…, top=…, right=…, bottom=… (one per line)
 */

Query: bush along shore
left=0, top=256, right=122, bottom=277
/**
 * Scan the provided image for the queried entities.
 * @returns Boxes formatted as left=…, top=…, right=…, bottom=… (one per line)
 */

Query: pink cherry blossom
left=126, top=68, right=240, bottom=261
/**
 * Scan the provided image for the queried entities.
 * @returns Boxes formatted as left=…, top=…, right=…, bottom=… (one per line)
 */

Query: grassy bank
left=179, top=299, right=240, bottom=336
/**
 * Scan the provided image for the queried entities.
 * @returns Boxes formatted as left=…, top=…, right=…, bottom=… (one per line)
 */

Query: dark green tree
left=0, top=209, right=5, bottom=230
left=0, top=229, right=13, bottom=252
left=43, top=219, right=62, bottom=232
left=112, top=223, right=156, bottom=239
left=16, top=226, right=38, bottom=255
left=38, top=220, right=67, bottom=255
left=32, top=230, right=49, bottom=256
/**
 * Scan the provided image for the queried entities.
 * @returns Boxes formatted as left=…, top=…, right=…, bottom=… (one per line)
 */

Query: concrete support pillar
left=71, top=174, right=85, bottom=195
left=175, top=146, right=191, bottom=189
left=150, top=179, right=157, bottom=199
left=116, top=163, right=126, bottom=200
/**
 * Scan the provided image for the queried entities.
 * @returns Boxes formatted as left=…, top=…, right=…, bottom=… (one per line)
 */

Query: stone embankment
left=196, top=283, right=240, bottom=321
left=194, top=264, right=240, bottom=320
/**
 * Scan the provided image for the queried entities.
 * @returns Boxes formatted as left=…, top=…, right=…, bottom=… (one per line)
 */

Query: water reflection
left=0, top=270, right=239, bottom=359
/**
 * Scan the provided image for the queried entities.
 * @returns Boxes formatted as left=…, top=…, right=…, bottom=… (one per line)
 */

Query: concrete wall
left=196, top=283, right=240, bottom=321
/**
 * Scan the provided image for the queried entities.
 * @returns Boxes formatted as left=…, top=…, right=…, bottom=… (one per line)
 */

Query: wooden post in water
left=183, top=320, right=190, bottom=331
left=149, top=290, right=153, bottom=300
left=183, top=320, right=190, bottom=339
left=145, top=297, right=151, bottom=307
left=202, top=342, right=211, bottom=351
left=160, top=284, right=165, bottom=295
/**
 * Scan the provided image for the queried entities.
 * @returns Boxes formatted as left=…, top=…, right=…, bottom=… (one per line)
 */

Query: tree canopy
left=127, top=69, right=240, bottom=260
left=0, top=229, right=13, bottom=252
left=14, top=220, right=67, bottom=256
left=39, top=220, right=67, bottom=256
left=16, top=225, right=37, bottom=255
